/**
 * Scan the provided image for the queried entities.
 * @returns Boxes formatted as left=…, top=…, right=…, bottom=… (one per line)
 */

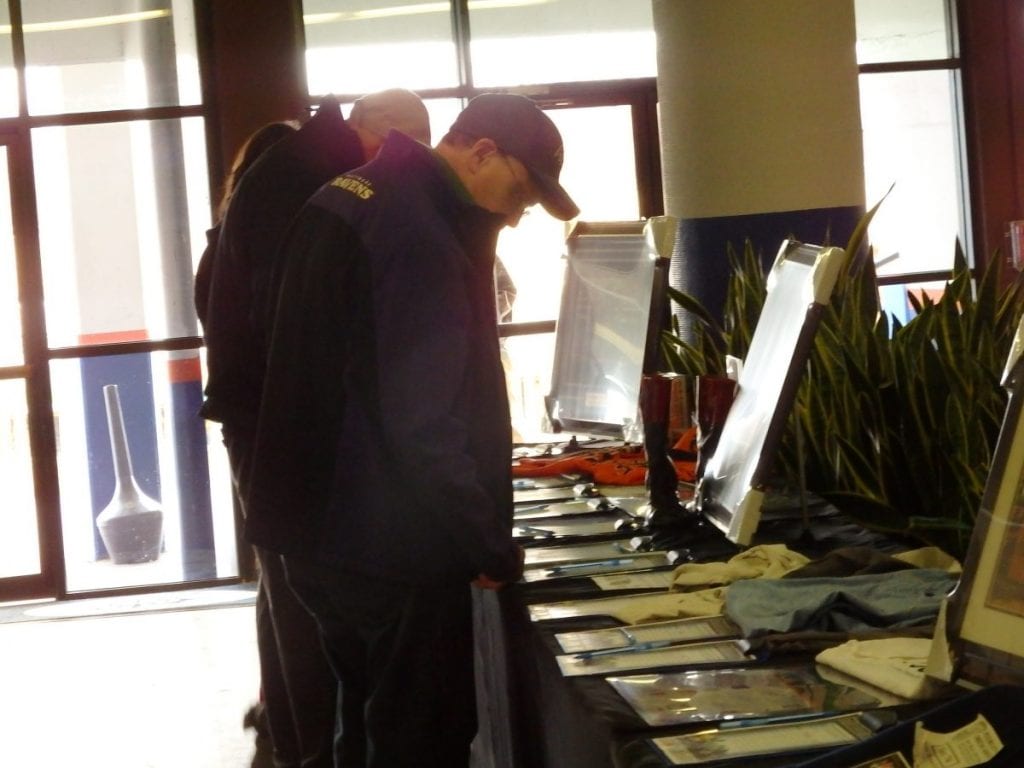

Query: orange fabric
left=673, top=426, right=698, bottom=459
left=512, top=427, right=699, bottom=486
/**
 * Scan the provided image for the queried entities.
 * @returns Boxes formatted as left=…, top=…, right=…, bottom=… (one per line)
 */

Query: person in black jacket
left=247, top=94, right=579, bottom=768
left=192, top=117, right=297, bottom=764
left=196, top=89, right=430, bottom=768
left=193, top=120, right=298, bottom=326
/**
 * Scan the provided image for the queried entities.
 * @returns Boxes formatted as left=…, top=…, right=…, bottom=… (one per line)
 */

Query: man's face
left=475, top=150, right=541, bottom=228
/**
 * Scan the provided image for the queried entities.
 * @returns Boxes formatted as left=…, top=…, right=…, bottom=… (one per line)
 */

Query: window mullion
left=450, top=0, right=473, bottom=90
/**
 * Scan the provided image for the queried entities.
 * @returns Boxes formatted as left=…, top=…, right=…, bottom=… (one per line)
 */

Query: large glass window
left=854, top=0, right=951, bottom=64
left=304, top=0, right=461, bottom=94
left=860, top=70, right=965, bottom=277
left=0, top=3, right=17, bottom=118
left=0, top=149, right=20, bottom=368
left=498, top=105, right=640, bottom=324
left=468, top=0, right=655, bottom=87
left=303, top=0, right=656, bottom=94
left=34, top=117, right=209, bottom=348
left=853, top=0, right=967, bottom=330
left=0, top=146, right=35, bottom=581
left=1, top=1, right=221, bottom=601
left=22, top=1, right=200, bottom=115
left=0, top=378, right=39, bottom=582
left=853, top=0, right=967, bottom=281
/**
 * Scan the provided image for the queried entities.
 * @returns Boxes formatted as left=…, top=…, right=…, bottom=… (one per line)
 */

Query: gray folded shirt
left=724, top=568, right=958, bottom=637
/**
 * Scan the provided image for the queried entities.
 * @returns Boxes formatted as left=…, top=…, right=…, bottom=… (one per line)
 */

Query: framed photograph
left=521, top=552, right=673, bottom=584
left=650, top=712, right=877, bottom=766
left=606, top=664, right=905, bottom=728
left=695, top=240, right=845, bottom=545
left=545, top=218, right=677, bottom=437
left=528, top=588, right=733, bottom=625
left=522, top=540, right=639, bottom=567
left=945, top=316, right=1024, bottom=687
left=557, top=638, right=752, bottom=677
left=555, top=615, right=741, bottom=654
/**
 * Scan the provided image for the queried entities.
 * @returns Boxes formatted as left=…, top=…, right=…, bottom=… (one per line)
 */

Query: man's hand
left=473, top=573, right=505, bottom=590
left=473, top=545, right=525, bottom=589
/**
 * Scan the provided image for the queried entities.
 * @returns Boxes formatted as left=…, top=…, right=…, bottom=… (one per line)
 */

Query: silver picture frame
left=944, top=315, right=1024, bottom=687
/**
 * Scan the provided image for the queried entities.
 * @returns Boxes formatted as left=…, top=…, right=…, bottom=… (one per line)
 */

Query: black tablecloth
left=470, top=498, right=945, bottom=768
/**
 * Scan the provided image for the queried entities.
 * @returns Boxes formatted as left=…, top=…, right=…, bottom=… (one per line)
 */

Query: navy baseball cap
left=450, top=93, right=580, bottom=221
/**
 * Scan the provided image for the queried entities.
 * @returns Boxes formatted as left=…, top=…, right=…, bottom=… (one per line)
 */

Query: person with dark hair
left=246, top=93, right=579, bottom=767
left=196, top=89, right=430, bottom=768
left=194, top=120, right=298, bottom=326
left=193, top=119, right=299, bottom=765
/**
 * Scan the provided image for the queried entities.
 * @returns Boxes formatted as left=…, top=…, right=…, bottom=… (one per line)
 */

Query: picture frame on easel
left=944, top=315, right=1024, bottom=687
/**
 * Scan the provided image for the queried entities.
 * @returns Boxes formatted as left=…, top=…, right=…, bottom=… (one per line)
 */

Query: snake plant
left=661, top=211, right=1024, bottom=558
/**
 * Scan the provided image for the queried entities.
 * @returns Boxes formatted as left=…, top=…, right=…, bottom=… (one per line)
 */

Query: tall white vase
left=95, top=384, right=163, bottom=564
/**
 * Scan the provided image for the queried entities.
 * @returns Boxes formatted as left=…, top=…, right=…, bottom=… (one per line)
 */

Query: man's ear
left=468, top=137, right=500, bottom=170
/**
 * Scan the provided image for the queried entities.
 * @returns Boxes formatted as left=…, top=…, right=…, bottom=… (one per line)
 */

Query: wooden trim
left=200, top=0, right=308, bottom=207
left=958, top=0, right=1024, bottom=273
left=499, top=320, right=556, bottom=337
left=47, top=337, right=204, bottom=360
left=858, top=58, right=961, bottom=74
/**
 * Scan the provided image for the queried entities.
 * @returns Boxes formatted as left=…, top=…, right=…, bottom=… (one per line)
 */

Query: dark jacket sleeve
left=193, top=224, right=220, bottom=329
left=243, top=205, right=365, bottom=553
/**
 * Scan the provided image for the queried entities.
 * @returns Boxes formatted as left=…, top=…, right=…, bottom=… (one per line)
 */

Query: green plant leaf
left=844, top=185, right=893, bottom=267
left=667, top=286, right=723, bottom=336
left=656, top=207, right=1019, bottom=561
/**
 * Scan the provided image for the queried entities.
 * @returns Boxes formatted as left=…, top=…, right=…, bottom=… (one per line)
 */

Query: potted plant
left=661, top=208, right=1024, bottom=560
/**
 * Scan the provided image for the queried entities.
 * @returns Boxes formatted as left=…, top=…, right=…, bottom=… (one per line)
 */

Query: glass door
left=0, top=134, right=61, bottom=601
left=0, top=114, right=242, bottom=601
left=0, top=1, right=241, bottom=601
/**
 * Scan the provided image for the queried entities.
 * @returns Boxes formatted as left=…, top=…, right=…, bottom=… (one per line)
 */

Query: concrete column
left=137, top=0, right=215, bottom=579
left=653, top=0, right=866, bottom=336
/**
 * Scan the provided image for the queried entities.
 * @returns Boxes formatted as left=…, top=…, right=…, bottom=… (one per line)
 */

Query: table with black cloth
left=470, top=493, right=949, bottom=768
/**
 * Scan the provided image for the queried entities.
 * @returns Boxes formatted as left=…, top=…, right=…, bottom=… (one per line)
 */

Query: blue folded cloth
left=724, top=568, right=958, bottom=637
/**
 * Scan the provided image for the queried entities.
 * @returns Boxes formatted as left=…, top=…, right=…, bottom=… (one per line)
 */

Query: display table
left=470, top=493, right=946, bottom=768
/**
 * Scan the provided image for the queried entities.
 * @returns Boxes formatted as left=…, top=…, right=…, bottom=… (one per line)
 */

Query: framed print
left=694, top=240, right=845, bottom=545
left=528, top=588, right=727, bottom=624
left=650, top=712, right=878, bottom=766
left=545, top=217, right=677, bottom=437
left=522, top=540, right=641, bottom=567
left=606, top=664, right=906, bottom=728
left=521, top=552, right=673, bottom=583
left=557, top=638, right=752, bottom=677
left=945, top=315, right=1024, bottom=687
left=555, top=615, right=741, bottom=654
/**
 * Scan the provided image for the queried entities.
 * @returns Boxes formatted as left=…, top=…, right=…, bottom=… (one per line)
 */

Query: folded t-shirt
left=816, top=637, right=940, bottom=699
left=671, top=543, right=809, bottom=590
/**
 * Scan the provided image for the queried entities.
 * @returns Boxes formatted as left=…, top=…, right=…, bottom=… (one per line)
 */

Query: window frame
left=0, top=2, right=233, bottom=602
left=856, top=0, right=973, bottom=289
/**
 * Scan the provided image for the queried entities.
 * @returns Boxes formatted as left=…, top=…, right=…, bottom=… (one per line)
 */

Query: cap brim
left=530, top=171, right=580, bottom=221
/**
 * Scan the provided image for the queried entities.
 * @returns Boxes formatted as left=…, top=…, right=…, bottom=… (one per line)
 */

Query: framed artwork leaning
left=545, top=217, right=678, bottom=438
left=694, top=240, right=845, bottom=545
left=945, top=315, right=1024, bottom=687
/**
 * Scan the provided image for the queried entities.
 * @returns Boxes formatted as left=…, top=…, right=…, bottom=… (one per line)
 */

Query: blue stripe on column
left=170, top=375, right=217, bottom=580
left=670, top=205, right=865, bottom=342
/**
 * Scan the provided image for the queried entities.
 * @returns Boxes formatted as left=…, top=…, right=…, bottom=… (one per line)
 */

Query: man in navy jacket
left=198, top=89, right=430, bottom=768
left=247, top=94, right=579, bottom=767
